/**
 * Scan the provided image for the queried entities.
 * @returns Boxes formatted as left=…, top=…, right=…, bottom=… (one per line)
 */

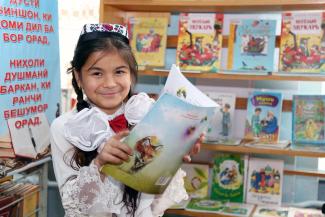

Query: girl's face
left=75, top=50, right=132, bottom=114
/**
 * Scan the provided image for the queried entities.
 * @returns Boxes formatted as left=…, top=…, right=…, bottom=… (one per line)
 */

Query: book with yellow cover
left=126, top=12, right=169, bottom=68
left=176, top=13, right=223, bottom=72
left=279, top=11, right=325, bottom=73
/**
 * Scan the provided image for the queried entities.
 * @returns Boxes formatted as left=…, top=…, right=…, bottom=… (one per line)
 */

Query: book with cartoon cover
left=244, top=91, right=283, bottom=144
left=219, top=202, right=255, bottom=217
left=227, top=19, right=277, bottom=73
left=185, top=198, right=225, bottom=213
left=246, top=158, right=284, bottom=206
left=176, top=13, right=223, bottom=72
left=126, top=12, right=169, bottom=68
left=279, top=11, right=325, bottom=73
left=211, top=153, right=247, bottom=202
left=253, top=205, right=290, bottom=217
left=101, top=65, right=218, bottom=194
left=292, top=95, right=325, bottom=150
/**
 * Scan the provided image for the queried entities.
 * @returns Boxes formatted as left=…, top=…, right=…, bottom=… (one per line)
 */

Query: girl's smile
left=75, top=50, right=132, bottom=115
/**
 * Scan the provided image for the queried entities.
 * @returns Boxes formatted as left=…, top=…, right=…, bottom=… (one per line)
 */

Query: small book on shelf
left=244, top=91, right=283, bottom=145
left=246, top=158, right=284, bottom=206
left=292, top=95, right=325, bottom=151
left=227, top=19, right=277, bottom=74
left=219, top=202, right=255, bottom=217
left=253, top=205, right=290, bottom=217
left=176, top=13, right=224, bottom=72
left=101, top=65, right=218, bottom=194
left=279, top=11, right=325, bottom=74
left=125, top=12, right=170, bottom=68
left=211, top=153, right=248, bottom=203
left=185, top=198, right=225, bottom=213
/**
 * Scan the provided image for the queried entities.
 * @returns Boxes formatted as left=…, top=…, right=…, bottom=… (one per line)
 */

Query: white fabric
left=50, top=93, right=188, bottom=217
left=124, top=92, right=155, bottom=125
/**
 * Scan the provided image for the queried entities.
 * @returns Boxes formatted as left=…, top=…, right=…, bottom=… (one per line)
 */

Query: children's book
left=101, top=65, right=218, bottom=194
left=176, top=13, right=224, bottom=72
left=292, top=95, right=325, bottom=151
left=219, top=202, right=255, bottom=217
left=279, top=11, right=325, bottom=73
left=253, top=205, right=290, bottom=217
left=227, top=19, right=277, bottom=73
left=125, top=12, right=169, bottom=68
left=211, top=153, right=248, bottom=203
left=244, top=91, right=283, bottom=144
left=181, top=163, right=209, bottom=198
left=246, top=158, right=284, bottom=206
left=185, top=198, right=225, bottom=213
left=288, top=208, right=324, bottom=217
left=204, top=92, right=237, bottom=142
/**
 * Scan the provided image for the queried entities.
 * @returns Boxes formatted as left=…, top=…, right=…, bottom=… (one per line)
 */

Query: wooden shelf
left=202, top=143, right=325, bottom=158
left=139, top=69, right=325, bottom=82
left=102, top=0, right=325, bottom=13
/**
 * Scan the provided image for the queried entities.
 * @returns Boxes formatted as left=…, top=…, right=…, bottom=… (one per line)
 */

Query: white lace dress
left=50, top=93, right=188, bottom=217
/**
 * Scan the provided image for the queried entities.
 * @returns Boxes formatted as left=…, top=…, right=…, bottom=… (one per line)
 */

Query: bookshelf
left=101, top=1, right=325, bottom=216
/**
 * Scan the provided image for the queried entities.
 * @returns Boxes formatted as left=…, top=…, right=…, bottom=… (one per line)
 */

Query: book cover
left=204, top=92, right=236, bottom=142
left=253, top=205, right=290, bottom=217
left=181, top=163, right=209, bottom=198
left=227, top=19, right=277, bottom=73
left=101, top=65, right=217, bottom=194
left=246, top=158, right=284, bottom=206
left=288, top=208, right=324, bottom=217
left=185, top=198, right=225, bottom=213
left=211, top=153, right=247, bottom=202
left=126, top=12, right=169, bottom=68
left=219, top=202, right=255, bottom=217
left=244, top=91, right=283, bottom=143
left=279, top=11, right=325, bottom=73
left=176, top=13, right=224, bottom=72
left=292, top=95, right=325, bottom=150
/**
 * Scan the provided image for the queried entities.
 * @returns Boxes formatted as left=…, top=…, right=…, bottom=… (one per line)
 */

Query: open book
left=101, top=65, right=218, bottom=194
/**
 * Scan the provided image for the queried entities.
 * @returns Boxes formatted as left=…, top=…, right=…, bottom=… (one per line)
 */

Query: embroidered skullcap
left=77, top=23, right=129, bottom=46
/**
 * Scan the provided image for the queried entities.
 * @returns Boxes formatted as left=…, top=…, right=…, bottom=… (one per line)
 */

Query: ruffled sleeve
left=150, top=169, right=188, bottom=216
left=61, top=162, right=124, bottom=217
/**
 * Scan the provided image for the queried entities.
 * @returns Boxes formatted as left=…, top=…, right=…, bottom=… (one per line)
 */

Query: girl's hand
left=183, top=133, right=205, bottom=163
left=94, top=130, right=133, bottom=168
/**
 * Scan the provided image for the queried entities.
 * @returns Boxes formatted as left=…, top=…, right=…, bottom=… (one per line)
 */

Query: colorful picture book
left=181, top=163, right=209, bottom=198
left=279, top=11, right=325, bottom=73
left=292, top=95, right=325, bottom=150
left=220, top=202, right=255, bottom=217
left=288, top=208, right=324, bottom=217
left=126, top=12, right=169, bottom=68
left=227, top=19, right=277, bottom=73
left=246, top=158, right=284, bottom=206
left=204, top=92, right=237, bottom=142
left=185, top=198, right=225, bottom=213
left=101, top=65, right=217, bottom=194
left=176, top=13, right=224, bottom=72
left=244, top=91, right=283, bottom=144
left=211, top=153, right=247, bottom=203
left=253, top=205, right=290, bottom=217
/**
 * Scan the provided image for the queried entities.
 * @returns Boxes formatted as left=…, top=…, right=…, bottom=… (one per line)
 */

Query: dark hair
left=66, top=36, right=140, bottom=216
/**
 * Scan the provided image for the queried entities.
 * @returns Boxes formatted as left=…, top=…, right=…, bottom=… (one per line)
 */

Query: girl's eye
left=116, top=70, right=126, bottom=75
left=91, top=71, right=102, bottom=76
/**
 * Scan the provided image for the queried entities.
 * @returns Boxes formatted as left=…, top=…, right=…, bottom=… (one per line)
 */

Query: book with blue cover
left=292, top=95, right=325, bottom=150
left=101, top=65, right=218, bottom=194
left=227, top=19, right=277, bottom=73
left=244, top=91, right=283, bottom=144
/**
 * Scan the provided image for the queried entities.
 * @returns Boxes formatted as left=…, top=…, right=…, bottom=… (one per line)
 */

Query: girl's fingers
left=183, top=155, right=191, bottom=163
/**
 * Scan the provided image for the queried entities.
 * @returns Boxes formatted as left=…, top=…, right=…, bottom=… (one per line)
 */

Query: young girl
left=50, top=23, right=202, bottom=217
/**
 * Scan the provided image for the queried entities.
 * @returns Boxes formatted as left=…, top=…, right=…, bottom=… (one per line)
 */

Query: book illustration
left=253, top=206, right=290, bottom=217
left=185, top=198, right=225, bottom=213
left=181, top=163, right=209, bottom=198
left=211, top=154, right=246, bottom=202
left=227, top=19, right=277, bottom=73
left=246, top=158, right=284, bottom=206
left=292, top=95, right=325, bottom=150
left=220, top=202, right=255, bottom=217
left=279, top=12, right=325, bottom=73
left=243, top=140, right=290, bottom=150
left=101, top=66, right=217, bottom=194
left=176, top=13, right=224, bottom=72
left=244, top=91, right=283, bottom=143
left=204, top=92, right=236, bottom=142
left=126, top=12, right=169, bottom=67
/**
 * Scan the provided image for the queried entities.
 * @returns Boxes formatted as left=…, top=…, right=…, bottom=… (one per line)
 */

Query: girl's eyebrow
left=115, top=65, right=129, bottom=70
left=87, top=66, right=103, bottom=71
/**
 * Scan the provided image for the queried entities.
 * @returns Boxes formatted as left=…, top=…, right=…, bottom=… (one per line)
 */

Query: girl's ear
left=73, top=70, right=82, bottom=89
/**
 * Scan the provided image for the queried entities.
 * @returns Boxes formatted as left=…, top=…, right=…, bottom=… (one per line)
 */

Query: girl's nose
left=102, top=74, right=116, bottom=87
